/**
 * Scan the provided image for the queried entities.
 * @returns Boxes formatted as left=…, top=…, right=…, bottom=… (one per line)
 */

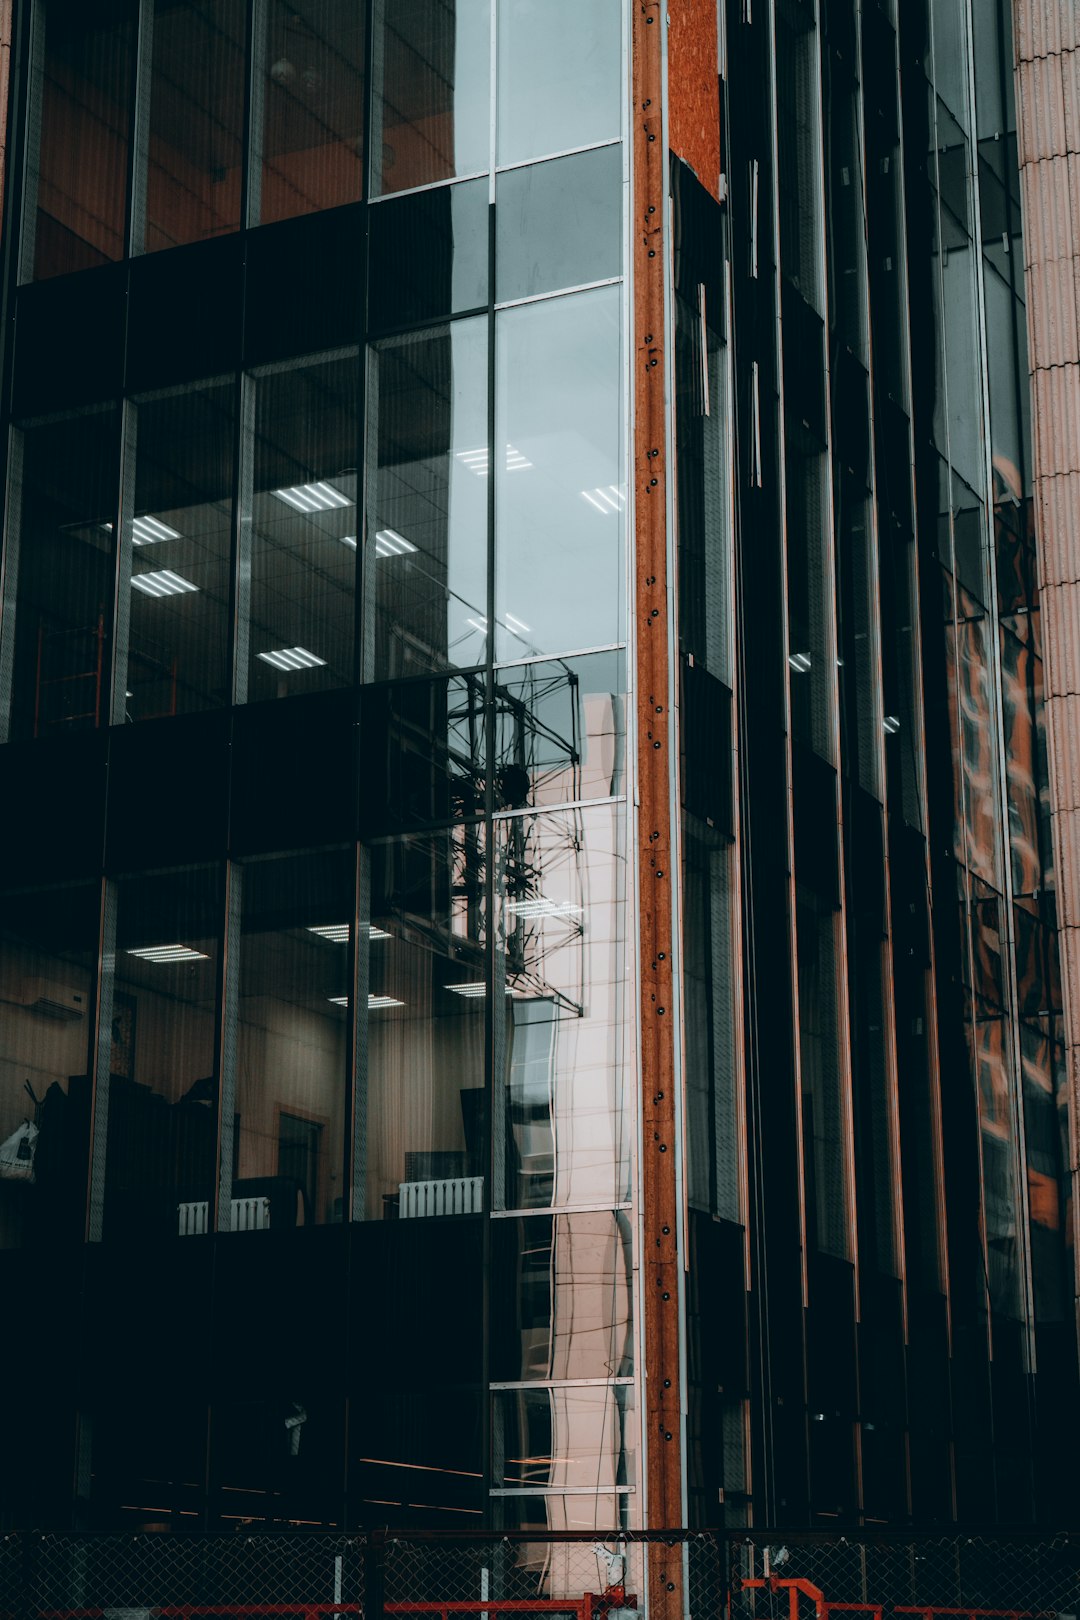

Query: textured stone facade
left=1013, top=0, right=1080, bottom=1281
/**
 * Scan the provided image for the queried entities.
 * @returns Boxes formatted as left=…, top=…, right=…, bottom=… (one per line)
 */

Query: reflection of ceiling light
left=132, top=515, right=181, bottom=545
left=581, top=485, right=625, bottom=515
left=308, top=923, right=393, bottom=942
left=273, top=480, right=352, bottom=512
left=455, top=445, right=532, bottom=477
left=504, top=612, right=531, bottom=634
left=127, top=944, right=209, bottom=964
left=328, top=994, right=405, bottom=1009
left=506, top=897, right=583, bottom=919
left=340, top=535, right=357, bottom=549
left=257, top=646, right=327, bottom=671
left=466, top=616, right=488, bottom=634
left=788, top=651, right=812, bottom=673
left=883, top=714, right=901, bottom=734
left=131, top=569, right=199, bottom=597
left=375, top=528, right=418, bottom=557
left=446, top=982, right=487, bottom=998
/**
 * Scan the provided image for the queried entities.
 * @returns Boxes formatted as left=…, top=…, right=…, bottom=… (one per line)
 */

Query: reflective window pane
left=492, top=1212, right=633, bottom=1382
left=104, top=865, right=222, bottom=1240
left=492, top=1384, right=636, bottom=1491
left=233, top=849, right=352, bottom=1228
left=0, top=881, right=97, bottom=1248
left=362, top=826, right=487, bottom=1219
left=493, top=652, right=626, bottom=811
left=121, top=380, right=234, bottom=721
left=137, top=0, right=247, bottom=253
left=23, top=0, right=136, bottom=280
left=496, top=0, right=621, bottom=167
left=247, top=354, right=359, bottom=701
left=496, top=804, right=629, bottom=1211
left=257, top=0, right=366, bottom=224
left=495, top=287, right=624, bottom=661
left=359, top=672, right=487, bottom=837
left=366, top=319, right=489, bottom=679
left=496, top=146, right=622, bottom=303
left=368, top=180, right=488, bottom=333
left=372, top=0, right=490, bottom=196
left=5, top=410, right=120, bottom=742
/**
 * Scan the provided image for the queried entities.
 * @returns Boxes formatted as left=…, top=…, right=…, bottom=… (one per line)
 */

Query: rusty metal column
left=1012, top=1, right=1080, bottom=1316
left=633, top=0, right=685, bottom=1605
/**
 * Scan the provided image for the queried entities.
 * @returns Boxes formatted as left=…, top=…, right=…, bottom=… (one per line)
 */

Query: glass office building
left=0, top=0, right=1073, bottom=1538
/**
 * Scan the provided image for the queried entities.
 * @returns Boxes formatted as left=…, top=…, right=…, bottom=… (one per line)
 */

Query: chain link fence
left=0, top=1532, right=1075, bottom=1620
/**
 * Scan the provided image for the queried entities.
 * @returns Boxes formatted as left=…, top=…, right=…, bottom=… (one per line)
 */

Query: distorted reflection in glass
left=493, top=1212, right=633, bottom=1382
left=233, top=849, right=351, bottom=1228
left=23, top=0, right=135, bottom=280
left=363, top=825, right=487, bottom=1219
left=360, top=672, right=487, bottom=835
left=104, top=865, right=222, bottom=1240
left=495, top=288, right=624, bottom=661
left=121, top=380, right=234, bottom=721
left=496, top=0, right=621, bottom=167
left=368, top=180, right=489, bottom=332
left=493, top=653, right=626, bottom=812
left=496, top=804, right=629, bottom=1211
left=366, top=319, right=488, bottom=678
left=494, top=1493, right=636, bottom=1534
left=5, top=409, right=120, bottom=741
left=257, top=0, right=366, bottom=224
left=0, top=882, right=97, bottom=1248
left=492, top=1384, right=635, bottom=1491
left=371, top=0, right=490, bottom=196
left=247, top=353, right=358, bottom=701
left=135, top=0, right=246, bottom=252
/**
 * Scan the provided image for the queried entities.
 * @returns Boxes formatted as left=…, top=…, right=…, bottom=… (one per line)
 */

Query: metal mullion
left=348, top=844, right=370, bottom=1221
left=245, top=0, right=265, bottom=229
left=107, top=402, right=138, bottom=728
left=214, top=861, right=243, bottom=1231
left=0, top=425, right=24, bottom=743
left=15, top=0, right=43, bottom=285
left=231, top=372, right=254, bottom=705
left=86, top=877, right=118, bottom=1243
left=126, top=0, right=154, bottom=259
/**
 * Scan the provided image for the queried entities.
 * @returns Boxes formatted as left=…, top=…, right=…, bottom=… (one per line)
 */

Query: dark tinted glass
left=5, top=410, right=121, bottom=742
left=368, top=179, right=488, bottom=332
left=257, top=0, right=366, bottom=223
left=371, top=0, right=490, bottom=196
left=136, top=0, right=247, bottom=253
left=496, top=145, right=621, bottom=302
left=23, top=0, right=136, bottom=280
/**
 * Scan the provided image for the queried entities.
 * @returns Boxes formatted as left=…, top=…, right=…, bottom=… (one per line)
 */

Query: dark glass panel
left=211, top=1392, right=346, bottom=1526
left=361, top=825, right=486, bottom=1220
left=366, top=318, right=488, bottom=678
left=495, top=146, right=621, bottom=303
left=371, top=0, right=490, bottom=196
left=23, top=0, right=136, bottom=280
left=492, top=1385, right=635, bottom=1490
left=493, top=651, right=627, bottom=812
left=495, top=804, right=630, bottom=1212
left=13, top=267, right=127, bottom=414
left=682, top=817, right=740, bottom=1222
left=244, top=205, right=366, bottom=363
left=368, top=179, right=488, bottom=332
left=358, top=671, right=486, bottom=837
left=232, top=849, right=352, bottom=1228
left=257, top=0, right=366, bottom=224
left=127, top=235, right=244, bottom=390
left=246, top=353, right=359, bottom=700
left=0, top=881, right=97, bottom=1248
left=136, top=0, right=247, bottom=253
left=796, top=882, right=850, bottom=1259
left=5, top=409, right=120, bottom=742
left=496, top=0, right=620, bottom=167
left=119, top=379, right=235, bottom=721
left=350, top=1390, right=484, bottom=1523
left=107, top=710, right=230, bottom=870
left=102, top=864, right=222, bottom=1240
left=231, top=689, right=357, bottom=854
left=495, top=287, right=624, bottom=661
left=83, top=1391, right=208, bottom=1529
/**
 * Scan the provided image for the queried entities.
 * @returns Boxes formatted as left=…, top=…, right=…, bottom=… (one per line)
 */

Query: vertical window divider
left=245, top=0, right=265, bottom=228
left=86, top=876, right=118, bottom=1242
left=15, top=0, right=45, bottom=284
left=231, top=373, right=254, bottom=705
left=215, top=861, right=243, bottom=1232
left=108, top=401, right=138, bottom=728
left=348, top=845, right=371, bottom=1221
left=127, top=0, right=154, bottom=259
left=0, top=426, right=25, bottom=743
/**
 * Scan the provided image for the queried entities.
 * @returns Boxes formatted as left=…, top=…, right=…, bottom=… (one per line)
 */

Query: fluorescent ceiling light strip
left=308, top=923, right=393, bottom=943
left=131, top=569, right=199, bottom=598
left=329, top=994, right=405, bottom=1009
left=375, top=528, right=417, bottom=557
left=504, top=612, right=531, bottom=634
left=340, top=535, right=358, bottom=549
left=506, top=897, right=583, bottom=919
left=581, top=490, right=610, bottom=514
left=883, top=715, right=901, bottom=734
left=257, top=646, right=327, bottom=672
left=446, top=982, right=487, bottom=998
left=127, top=944, right=209, bottom=963
left=132, top=515, right=181, bottom=545
left=273, top=480, right=352, bottom=512
left=788, top=651, right=812, bottom=673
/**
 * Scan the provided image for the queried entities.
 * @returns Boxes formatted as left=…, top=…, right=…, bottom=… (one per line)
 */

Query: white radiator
left=178, top=1196, right=271, bottom=1235
left=398, top=1176, right=483, bottom=1218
